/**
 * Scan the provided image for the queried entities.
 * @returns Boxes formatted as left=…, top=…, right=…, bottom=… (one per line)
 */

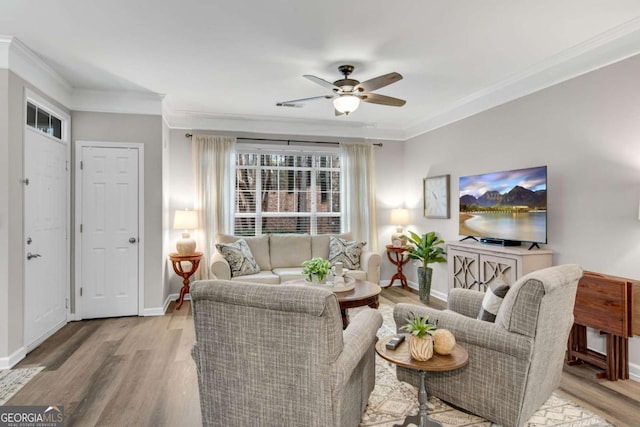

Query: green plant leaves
left=302, top=257, right=331, bottom=281
left=400, top=313, right=438, bottom=338
left=401, top=231, right=447, bottom=269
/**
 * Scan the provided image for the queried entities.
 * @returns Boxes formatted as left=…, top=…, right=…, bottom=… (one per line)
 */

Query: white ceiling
left=2, top=1, right=640, bottom=140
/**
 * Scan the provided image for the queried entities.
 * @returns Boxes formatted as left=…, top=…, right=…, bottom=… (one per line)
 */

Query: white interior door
left=80, top=145, right=139, bottom=319
left=24, top=128, right=69, bottom=349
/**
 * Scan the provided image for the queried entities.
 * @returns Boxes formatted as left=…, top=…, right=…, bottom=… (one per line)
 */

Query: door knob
left=129, top=237, right=137, bottom=244
left=27, top=252, right=42, bottom=260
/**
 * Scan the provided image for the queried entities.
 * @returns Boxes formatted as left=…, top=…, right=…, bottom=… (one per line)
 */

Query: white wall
left=401, top=53, right=640, bottom=374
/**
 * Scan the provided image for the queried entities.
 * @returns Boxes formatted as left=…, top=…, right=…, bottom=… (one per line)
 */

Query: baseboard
left=405, top=280, right=448, bottom=304
left=141, top=294, right=172, bottom=316
left=0, top=346, right=26, bottom=369
left=141, top=293, right=192, bottom=317
left=629, top=361, right=640, bottom=383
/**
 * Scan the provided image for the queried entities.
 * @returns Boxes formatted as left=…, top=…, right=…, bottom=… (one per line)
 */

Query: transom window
left=26, top=101, right=63, bottom=139
left=235, top=151, right=341, bottom=235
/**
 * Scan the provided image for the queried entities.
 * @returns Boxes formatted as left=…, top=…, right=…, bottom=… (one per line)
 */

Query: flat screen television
left=459, top=165, right=547, bottom=246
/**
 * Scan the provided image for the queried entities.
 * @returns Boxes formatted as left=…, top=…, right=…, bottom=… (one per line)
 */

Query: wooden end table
left=284, top=278, right=381, bottom=328
left=376, top=335, right=468, bottom=427
left=386, top=245, right=410, bottom=289
left=169, top=252, right=203, bottom=310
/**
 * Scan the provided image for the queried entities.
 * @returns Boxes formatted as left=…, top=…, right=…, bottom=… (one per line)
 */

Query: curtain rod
left=184, top=133, right=383, bottom=147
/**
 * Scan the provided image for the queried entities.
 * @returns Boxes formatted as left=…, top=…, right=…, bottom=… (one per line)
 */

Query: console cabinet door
left=449, top=248, right=482, bottom=290
left=479, top=254, right=517, bottom=287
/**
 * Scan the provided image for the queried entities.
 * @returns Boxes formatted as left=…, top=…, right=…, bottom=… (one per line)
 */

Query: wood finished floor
left=8, top=286, right=639, bottom=426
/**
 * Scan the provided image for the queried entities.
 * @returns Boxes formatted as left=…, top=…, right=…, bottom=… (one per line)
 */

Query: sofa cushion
left=477, top=277, right=510, bottom=322
left=217, top=233, right=271, bottom=270
left=230, top=271, right=280, bottom=285
left=269, top=234, right=311, bottom=268
left=328, top=236, right=366, bottom=270
left=272, top=267, right=307, bottom=283
left=215, top=239, right=260, bottom=277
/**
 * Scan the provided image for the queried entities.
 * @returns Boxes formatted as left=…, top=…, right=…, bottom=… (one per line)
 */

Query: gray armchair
left=393, top=264, right=583, bottom=427
left=191, top=279, right=383, bottom=427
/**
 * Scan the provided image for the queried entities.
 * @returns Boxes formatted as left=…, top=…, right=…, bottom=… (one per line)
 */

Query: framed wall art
left=423, top=174, right=450, bottom=219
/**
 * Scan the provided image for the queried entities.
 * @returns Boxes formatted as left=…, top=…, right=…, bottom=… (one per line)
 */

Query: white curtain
left=340, top=142, right=378, bottom=251
left=192, top=134, right=236, bottom=279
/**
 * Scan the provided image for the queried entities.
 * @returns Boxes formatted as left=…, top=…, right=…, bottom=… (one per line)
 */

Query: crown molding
left=404, top=17, right=640, bottom=139
left=72, top=89, right=164, bottom=115
left=0, top=36, right=73, bottom=107
left=163, top=110, right=407, bottom=141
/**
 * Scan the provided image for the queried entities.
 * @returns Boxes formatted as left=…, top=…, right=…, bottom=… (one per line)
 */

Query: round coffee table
left=285, top=278, right=381, bottom=328
left=376, top=335, right=468, bottom=427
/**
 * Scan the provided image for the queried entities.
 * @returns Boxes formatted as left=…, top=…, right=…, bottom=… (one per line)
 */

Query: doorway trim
left=74, top=141, right=145, bottom=319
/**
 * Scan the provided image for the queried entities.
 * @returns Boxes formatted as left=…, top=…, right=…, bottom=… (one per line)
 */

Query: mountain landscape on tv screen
left=460, top=185, right=546, bottom=212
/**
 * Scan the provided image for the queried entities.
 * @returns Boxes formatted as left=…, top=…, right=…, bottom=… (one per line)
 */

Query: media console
left=447, top=241, right=553, bottom=290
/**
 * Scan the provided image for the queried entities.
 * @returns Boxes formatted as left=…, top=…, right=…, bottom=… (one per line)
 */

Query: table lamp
left=390, top=208, right=409, bottom=246
left=173, top=209, right=198, bottom=255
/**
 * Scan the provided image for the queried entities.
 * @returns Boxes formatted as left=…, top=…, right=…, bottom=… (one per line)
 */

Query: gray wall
left=72, top=112, right=164, bottom=309
left=397, top=53, right=640, bottom=368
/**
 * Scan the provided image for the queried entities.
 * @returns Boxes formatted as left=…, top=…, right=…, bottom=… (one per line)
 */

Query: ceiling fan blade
left=354, top=72, right=402, bottom=93
left=304, top=75, right=340, bottom=91
left=276, top=95, right=334, bottom=107
left=360, top=93, right=406, bottom=107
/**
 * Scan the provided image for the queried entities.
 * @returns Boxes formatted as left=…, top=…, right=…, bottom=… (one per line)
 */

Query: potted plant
left=403, top=231, right=447, bottom=303
left=400, top=314, right=437, bottom=361
left=302, top=257, right=331, bottom=284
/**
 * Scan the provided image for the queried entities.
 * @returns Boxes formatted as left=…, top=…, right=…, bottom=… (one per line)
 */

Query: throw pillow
left=215, top=239, right=260, bottom=277
left=477, top=277, right=510, bottom=322
left=328, top=236, right=366, bottom=270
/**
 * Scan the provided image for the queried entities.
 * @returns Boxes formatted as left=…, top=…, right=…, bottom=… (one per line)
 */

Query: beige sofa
left=211, top=233, right=381, bottom=284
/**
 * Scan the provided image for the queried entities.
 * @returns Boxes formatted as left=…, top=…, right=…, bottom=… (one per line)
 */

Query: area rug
left=359, top=300, right=613, bottom=427
left=0, top=367, right=43, bottom=405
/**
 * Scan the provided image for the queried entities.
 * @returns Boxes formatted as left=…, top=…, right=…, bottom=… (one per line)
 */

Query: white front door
left=24, top=128, right=69, bottom=349
left=79, top=145, right=140, bottom=319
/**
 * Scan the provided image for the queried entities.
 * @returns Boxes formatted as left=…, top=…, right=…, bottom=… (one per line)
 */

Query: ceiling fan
left=276, top=64, right=406, bottom=116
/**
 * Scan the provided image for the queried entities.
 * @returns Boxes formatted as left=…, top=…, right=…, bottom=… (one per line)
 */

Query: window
left=235, top=151, right=341, bottom=235
left=26, top=101, right=63, bottom=139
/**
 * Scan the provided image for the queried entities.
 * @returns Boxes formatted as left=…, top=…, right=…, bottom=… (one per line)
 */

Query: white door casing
left=76, top=143, right=143, bottom=319
left=23, top=117, right=69, bottom=350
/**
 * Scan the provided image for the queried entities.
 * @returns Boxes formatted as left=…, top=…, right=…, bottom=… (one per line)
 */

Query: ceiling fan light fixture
left=333, top=95, right=360, bottom=115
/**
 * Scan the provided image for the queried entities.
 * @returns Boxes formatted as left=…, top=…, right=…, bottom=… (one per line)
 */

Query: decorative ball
left=433, top=329, right=456, bottom=355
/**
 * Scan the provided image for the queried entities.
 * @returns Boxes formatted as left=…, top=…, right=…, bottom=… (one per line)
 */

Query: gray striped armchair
left=393, top=264, right=583, bottom=427
left=191, top=279, right=382, bottom=427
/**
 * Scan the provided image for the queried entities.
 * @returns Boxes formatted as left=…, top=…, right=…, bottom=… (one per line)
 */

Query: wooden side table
left=376, top=335, right=468, bottom=427
left=169, top=252, right=203, bottom=310
left=386, top=245, right=410, bottom=289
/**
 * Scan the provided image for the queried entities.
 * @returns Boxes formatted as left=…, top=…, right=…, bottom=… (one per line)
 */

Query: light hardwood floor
left=8, top=286, right=639, bottom=426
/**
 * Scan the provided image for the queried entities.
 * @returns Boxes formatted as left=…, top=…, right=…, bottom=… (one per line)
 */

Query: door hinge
left=80, top=224, right=83, bottom=233
left=65, top=298, right=69, bottom=309
left=80, top=160, right=83, bottom=170
left=65, top=160, right=69, bottom=171
left=80, top=288, right=83, bottom=297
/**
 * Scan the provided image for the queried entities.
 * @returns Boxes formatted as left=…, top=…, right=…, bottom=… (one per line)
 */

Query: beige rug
left=359, top=300, right=613, bottom=427
left=0, top=366, right=43, bottom=405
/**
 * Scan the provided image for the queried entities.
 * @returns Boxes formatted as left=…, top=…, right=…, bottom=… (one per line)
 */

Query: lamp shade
left=173, top=209, right=198, bottom=255
left=333, top=95, right=360, bottom=115
left=390, top=208, right=410, bottom=226
left=173, top=209, right=198, bottom=230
